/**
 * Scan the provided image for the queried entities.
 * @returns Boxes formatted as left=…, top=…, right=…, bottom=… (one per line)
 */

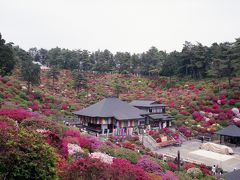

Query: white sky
left=0, top=0, right=240, bottom=53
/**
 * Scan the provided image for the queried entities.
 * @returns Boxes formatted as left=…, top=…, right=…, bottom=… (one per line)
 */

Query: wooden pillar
left=220, top=135, right=222, bottom=144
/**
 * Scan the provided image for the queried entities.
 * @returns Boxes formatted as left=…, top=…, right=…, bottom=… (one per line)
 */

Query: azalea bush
left=0, top=108, right=36, bottom=122
left=178, top=125, right=192, bottom=137
left=90, top=152, right=114, bottom=164
left=137, top=156, right=162, bottom=175
left=21, top=116, right=68, bottom=136
left=41, top=131, right=68, bottom=158
left=63, top=129, right=81, bottom=138
left=110, top=158, right=150, bottom=180
left=0, top=127, right=57, bottom=179
left=0, top=116, right=17, bottom=129
left=98, top=144, right=116, bottom=156
left=60, top=157, right=110, bottom=179
left=183, top=162, right=195, bottom=170
left=187, top=167, right=203, bottom=179
left=162, top=170, right=178, bottom=180
left=115, top=148, right=140, bottom=164
left=167, top=161, right=177, bottom=171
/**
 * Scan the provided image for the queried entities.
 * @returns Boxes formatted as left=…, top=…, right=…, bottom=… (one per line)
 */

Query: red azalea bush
left=0, top=116, right=17, bottom=130
left=63, top=129, right=81, bottom=138
left=0, top=121, right=9, bottom=129
left=111, top=158, right=150, bottom=180
left=192, top=111, right=204, bottom=121
left=178, top=125, right=192, bottom=137
left=167, top=161, right=177, bottom=171
left=218, top=113, right=228, bottom=121
left=42, top=131, right=68, bottom=158
left=183, top=162, right=195, bottom=170
left=229, top=99, right=236, bottom=105
left=0, top=108, right=36, bottom=122
left=60, top=157, right=150, bottom=180
left=199, top=164, right=212, bottom=176
left=60, top=157, right=110, bottom=179
left=61, top=103, right=69, bottom=110
left=123, top=142, right=135, bottom=150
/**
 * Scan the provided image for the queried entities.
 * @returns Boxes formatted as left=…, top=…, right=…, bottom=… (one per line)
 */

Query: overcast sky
left=0, top=0, right=240, bottom=53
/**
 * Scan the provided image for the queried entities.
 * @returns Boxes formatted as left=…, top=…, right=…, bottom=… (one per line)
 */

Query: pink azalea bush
left=162, top=170, right=178, bottom=180
left=137, top=156, right=162, bottom=175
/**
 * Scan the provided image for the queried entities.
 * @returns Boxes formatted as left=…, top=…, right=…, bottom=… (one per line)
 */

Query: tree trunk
left=228, top=76, right=231, bottom=87
left=53, top=78, right=54, bottom=89
left=27, top=81, right=31, bottom=94
left=218, top=77, right=221, bottom=93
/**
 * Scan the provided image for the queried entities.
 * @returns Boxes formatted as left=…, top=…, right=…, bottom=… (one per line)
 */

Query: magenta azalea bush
left=0, top=108, right=36, bottom=122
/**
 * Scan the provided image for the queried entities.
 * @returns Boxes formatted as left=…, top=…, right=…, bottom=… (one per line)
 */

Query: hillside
left=1, top=70, right=240, bottom=133
left=1, top=71, right=240, bottom=179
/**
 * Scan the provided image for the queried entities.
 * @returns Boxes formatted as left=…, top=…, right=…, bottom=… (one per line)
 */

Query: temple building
left=73, top=96, right=147, bottom=136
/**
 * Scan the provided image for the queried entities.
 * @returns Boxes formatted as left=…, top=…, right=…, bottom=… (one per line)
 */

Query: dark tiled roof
left=73, top=97, right=147, bottom=120
left=223, top=169, right=240, bottom=180
left=215, top=125, right=240, bottom=137
left=129, top=100, right=166, bottom=107
left=148, top=114, right=174, bottom=121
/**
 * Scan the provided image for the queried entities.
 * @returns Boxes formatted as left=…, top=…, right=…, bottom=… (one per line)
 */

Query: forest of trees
left=28, top=39, right=240, bottom=81
left=1, top=33, right=240, bottom=84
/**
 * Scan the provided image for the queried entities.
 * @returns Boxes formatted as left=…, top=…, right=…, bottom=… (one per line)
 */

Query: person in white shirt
left=212, top=165, right=216, bottom=175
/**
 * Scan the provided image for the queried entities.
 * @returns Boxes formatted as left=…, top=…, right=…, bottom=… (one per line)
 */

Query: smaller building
left=129, top=100, right=174, bottom=130
left=215, top=125, right=240, bottom=146
left=222, top=169, right=240, bottom=180
left=129, top=100, right=166, bottom=113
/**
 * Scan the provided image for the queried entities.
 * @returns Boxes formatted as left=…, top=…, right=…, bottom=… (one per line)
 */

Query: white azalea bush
left=90, top=152, right=114, bottom=164
left=68, top=143, right=84, bottom=156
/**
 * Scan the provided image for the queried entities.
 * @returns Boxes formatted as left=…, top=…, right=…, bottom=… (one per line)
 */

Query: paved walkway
left=142, top=137, right=240, bottom=172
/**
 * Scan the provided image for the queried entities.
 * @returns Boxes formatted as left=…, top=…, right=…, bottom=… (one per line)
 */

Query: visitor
left=163, top=156, right=167, bottom=162
left=201, top=136, right=204, bottom=143
left=212, top=165, right=216, bottom=175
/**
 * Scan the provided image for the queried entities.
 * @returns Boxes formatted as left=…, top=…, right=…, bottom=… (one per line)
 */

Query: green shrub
left=235, top=102, right=240, bottom=107
left=6, top=87, right=16, bottom=94
left=218, top=121, right=229, bottom=127
left=19, top=92, right=28, bottom=100
left=69, top=105, right=76, bottom=111
left=0, top=127, right=57, bottom=179
left=175, top=171, right=192, bottom=180
left=156, top=160, right=169, bottom=171
left=114, top=148, right=140, bottom=164
left=98, top=144, right=115, bottom=156
left=170, top=109, right=179, bottom=116
left=12, top=95, right=24, bottom=103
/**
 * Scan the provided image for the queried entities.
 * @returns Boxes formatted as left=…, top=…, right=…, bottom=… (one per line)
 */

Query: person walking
left=212, top=165, right=216, bottom=175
